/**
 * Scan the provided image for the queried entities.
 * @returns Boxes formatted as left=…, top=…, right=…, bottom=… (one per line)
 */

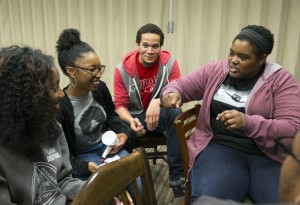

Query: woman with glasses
left=161, top=25, right=300, bottom=204
left=56, top=28, right=132, bottom=180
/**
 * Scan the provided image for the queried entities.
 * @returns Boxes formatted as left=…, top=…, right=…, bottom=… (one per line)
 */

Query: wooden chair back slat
left=174, top=104, right=201, bottom=205
left=72, top=147, right=157, bottom=205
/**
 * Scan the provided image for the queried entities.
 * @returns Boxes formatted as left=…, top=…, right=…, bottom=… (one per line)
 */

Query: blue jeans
left=133, top=107, right=184, bottom=181
left=77, top=143, right=129, bottom=180
left=190, top=142, right=281, bottom=204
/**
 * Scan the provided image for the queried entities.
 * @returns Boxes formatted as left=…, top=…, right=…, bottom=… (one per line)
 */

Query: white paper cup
left=102, top=131, right=119, bottom=158
left=102, top=131, right=119, bottom=145
left=102, top=146, right=112, bottom=158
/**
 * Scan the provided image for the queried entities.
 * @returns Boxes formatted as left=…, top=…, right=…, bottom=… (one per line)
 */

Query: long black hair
left=0, top=45, right=60, bottom=158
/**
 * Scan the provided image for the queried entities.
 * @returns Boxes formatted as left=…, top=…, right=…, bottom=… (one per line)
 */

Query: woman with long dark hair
left=0, top=45, right=84, bottom=204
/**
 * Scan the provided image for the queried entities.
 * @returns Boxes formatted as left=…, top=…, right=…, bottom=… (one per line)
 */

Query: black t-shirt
left=210, top=68, right=264, bottom=155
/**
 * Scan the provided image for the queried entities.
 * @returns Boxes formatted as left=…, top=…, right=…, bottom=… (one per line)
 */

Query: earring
left=71, top=77, right=77, bottom=87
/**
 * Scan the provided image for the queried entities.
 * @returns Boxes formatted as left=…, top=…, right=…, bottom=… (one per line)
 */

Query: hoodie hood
left=122, top=50, right=172, bottom=77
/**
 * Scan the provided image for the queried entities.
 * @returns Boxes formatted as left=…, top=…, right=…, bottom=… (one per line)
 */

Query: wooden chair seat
left=174, top=104, right=201, bottom=205
left=72, top=147, right=157, bottom=205
left=135, top=132, right=167, bottom=164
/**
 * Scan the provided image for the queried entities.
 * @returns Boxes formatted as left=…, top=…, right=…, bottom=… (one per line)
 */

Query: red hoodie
left=114, top=50, right=180, bottom=111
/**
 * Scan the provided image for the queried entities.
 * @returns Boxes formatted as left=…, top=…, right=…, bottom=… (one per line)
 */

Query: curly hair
left=136, top=23, right=164, bottom=46
left=233, top=25, right=274, bottom=58
left=56, top=28, right=95, bottom=76
left=0, top=45, right=60, bottom=158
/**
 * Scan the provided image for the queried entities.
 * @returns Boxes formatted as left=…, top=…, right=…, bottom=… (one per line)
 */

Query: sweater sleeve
left=0, top=177, right=17, bottom=205
left=57, top=131, right=84, bottom=200
left=243, top=70, right=300, bottom=151
left=114, top=67, right=130, bottom=110
left=99, top=81, right=132, bottom=138
left=162, top=64, right=209, bottom=102
left=99, top=80, right=115, bottom=116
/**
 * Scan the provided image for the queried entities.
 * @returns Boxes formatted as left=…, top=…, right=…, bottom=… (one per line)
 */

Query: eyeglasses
left=74, top=64, right=106, bottom=76
left=274, top=137, right=300, bottom=164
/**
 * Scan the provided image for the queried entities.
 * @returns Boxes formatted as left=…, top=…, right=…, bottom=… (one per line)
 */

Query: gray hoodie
left=0, top=123, right=84, bottom=205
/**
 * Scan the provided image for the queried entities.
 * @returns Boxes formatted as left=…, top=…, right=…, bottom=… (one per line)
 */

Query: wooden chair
left=135, top=132, right=167, bottom=164
left=72, top=147, right=157, bottom=205
left=174, top=104, right=201, bottom=205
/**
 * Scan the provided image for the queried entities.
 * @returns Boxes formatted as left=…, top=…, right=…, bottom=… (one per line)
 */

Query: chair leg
left=153, top=146, right=157, bottom=164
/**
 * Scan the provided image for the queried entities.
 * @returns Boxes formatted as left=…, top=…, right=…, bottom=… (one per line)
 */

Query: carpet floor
left=148, top=146, right=185, bottom=205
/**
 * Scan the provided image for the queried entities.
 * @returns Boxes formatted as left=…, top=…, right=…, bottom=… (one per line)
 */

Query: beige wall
left=1, top=0, right=299, bottom=109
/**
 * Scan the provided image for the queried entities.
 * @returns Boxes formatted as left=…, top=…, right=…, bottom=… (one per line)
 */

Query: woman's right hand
left=88, top=161, right=99, bottom=173
left=162, top=92, right=182, bottom=108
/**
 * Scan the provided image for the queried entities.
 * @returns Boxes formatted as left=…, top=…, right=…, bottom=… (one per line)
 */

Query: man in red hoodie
left=114, top=23, right=184, bottom=197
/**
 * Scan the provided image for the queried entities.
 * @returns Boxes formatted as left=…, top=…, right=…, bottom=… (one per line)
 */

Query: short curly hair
left=0, top=45, right=59, bottom=157
left=136, top=23, right=164, bottom=46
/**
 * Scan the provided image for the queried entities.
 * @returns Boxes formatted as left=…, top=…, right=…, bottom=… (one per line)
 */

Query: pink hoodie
left=162, top=60, right=300, bottom=169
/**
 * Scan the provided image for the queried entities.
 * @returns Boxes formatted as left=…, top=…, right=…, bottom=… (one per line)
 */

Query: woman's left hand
left=216, top=110, right=245, bottom=129
left=109, top=133, right=128, bottom=154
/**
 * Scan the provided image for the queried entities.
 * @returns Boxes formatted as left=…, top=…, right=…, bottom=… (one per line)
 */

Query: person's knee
left=121, top=121, right=136, bottom=152
left=167, top=107, right=182, bottom=115
left=124, top=132, right=136, bottom=152
left=164, top=107, right=182, bottom=121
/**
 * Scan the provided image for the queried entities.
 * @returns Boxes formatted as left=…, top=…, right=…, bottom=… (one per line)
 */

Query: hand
left=109, top=133, right=128, bottom=154
left=145, top=99, right=160, bottom=131
left=161, top=92, right=182, bottom=108
left=129, top=118, right=146, bottom=137
left=216, top=110, right=245, bottom=129
left=88, top=161, right=99, bottom=173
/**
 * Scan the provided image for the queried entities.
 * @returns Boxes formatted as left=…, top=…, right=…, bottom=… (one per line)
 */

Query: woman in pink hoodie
left=161, top=25, right=300, bottom=204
